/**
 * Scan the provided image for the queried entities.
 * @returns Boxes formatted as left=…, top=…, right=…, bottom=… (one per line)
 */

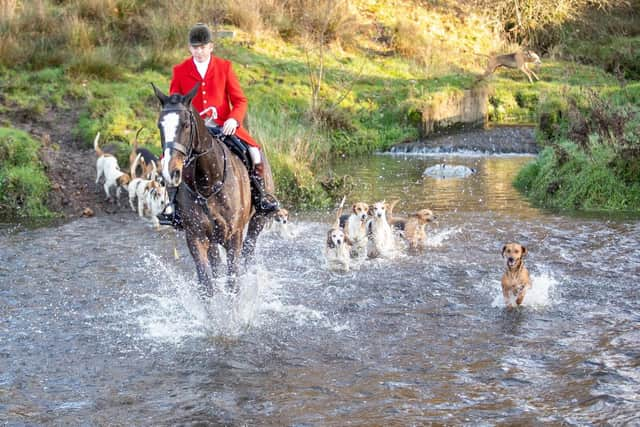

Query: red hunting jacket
left=169, top=55, right=259, bottom=147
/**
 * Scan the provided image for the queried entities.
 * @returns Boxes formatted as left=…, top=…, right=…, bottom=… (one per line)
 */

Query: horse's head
left=152, top=82, right=201, bottom=186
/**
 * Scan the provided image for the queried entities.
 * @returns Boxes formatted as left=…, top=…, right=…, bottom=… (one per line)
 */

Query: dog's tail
left=130, top=153, right=142, bottom=178
left=333, top=196, right=346, bottom=228
left=93, top=132, right=103, bottom=156
left=387, top=199, right=400, bottom=221
left=129, top=127, right=145, bottom=166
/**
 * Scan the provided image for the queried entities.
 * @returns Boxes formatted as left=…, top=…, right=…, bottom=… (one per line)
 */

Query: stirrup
left=156, top=211, right=174, bottom=226
left=257, top=193, right=280, bottom=213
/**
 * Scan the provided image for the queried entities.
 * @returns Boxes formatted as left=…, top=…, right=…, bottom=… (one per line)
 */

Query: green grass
left=0, top=127, right=53, bottom=219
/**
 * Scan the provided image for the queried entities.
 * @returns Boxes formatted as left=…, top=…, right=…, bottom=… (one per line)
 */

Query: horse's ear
left=184, top=82, right=201, bottom=106
left=151, top=83, right=169, bottom=106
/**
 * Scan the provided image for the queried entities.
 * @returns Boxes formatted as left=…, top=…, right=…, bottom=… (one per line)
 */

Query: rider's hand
left=222, top=118, right=238, bottom=135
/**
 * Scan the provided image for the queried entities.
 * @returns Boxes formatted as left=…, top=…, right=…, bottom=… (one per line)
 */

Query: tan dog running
left=501, top=243, right=531, bottom=308
left=481, top=50, right=542, bottom=83
left=392, top=208, right=436, bottom=253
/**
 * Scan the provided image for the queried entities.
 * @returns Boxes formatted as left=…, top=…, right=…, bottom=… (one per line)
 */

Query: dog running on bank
left=501, top=242, right=531, bottom=308
left=94, top=132, right=131, bottom=205
left=480, top=50, right=542, bottom=83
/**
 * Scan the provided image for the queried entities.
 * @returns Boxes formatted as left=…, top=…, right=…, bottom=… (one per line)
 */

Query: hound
left=325, top=197, right=352, bottom=272
left=481, top=50, right=542, bottom=83
left=271, top=208, right=291, bottom=239
left=94, top=132, right=131, bottom=205
left=366, top=200, right=396, bottom=259
left=128, top=127, right=160, bottom=179
left=339, top=201, right=369, bottom=258
left=501, top=243, right=531, bottom=308
left=391, top=208, right=436, bottom=253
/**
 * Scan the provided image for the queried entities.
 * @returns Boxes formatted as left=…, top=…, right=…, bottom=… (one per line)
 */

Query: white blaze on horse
left=152, top=82, right=276, bottom=296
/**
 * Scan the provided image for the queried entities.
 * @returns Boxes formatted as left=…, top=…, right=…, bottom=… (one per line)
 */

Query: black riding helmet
left=189, top=23, right=211, bottom=46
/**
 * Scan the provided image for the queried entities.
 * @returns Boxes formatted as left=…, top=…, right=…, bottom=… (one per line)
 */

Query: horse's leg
left=225, top=233, right=245, bottom=293
left=241, top=211, right=270, bottom=263
left=185, top=231, right=215, bottom=298
left=207, top=243, right=222, bottom=279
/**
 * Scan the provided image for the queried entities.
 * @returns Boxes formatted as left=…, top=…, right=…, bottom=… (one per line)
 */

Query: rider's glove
left=222, top=118, right=238, bottom=136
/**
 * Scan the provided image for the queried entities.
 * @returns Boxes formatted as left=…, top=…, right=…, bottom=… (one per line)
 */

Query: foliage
left=515, top=87, right=640, bottom=211
left=0, top=127, right=53, bottom=218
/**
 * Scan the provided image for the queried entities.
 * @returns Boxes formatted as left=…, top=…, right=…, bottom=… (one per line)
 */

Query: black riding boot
left=156, top=186, right=183, bottom=229
left=250, top=164, right=279, bottom=213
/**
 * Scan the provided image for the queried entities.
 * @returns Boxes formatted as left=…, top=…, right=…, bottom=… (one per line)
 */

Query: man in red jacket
left=159, top=23, right=279, bottom=227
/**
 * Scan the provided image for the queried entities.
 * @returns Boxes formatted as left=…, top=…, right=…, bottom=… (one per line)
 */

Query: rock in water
left=423, top=164, right=476, bottom=178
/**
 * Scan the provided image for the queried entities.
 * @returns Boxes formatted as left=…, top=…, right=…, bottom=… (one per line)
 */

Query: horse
left=152, top=82, right=275, bottom=296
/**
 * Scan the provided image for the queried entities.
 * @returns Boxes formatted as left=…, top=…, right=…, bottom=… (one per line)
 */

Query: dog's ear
left=326, top=230, right=335, bottom=248
left=521, top=245, right=527, bottom=257
left=501, top=245, right=507, bottom=257
left=344, top=234, right=354, bottom=246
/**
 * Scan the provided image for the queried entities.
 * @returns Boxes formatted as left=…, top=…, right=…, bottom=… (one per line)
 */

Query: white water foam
left=491, top=268, right=559, bottom=309
left=129, top=253, right=281, bottom=342
left=425, top=227, right=461, bottom=247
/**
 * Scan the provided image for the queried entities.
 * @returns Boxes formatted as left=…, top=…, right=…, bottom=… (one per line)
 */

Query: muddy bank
left=390, top=125, right=538, bottom=154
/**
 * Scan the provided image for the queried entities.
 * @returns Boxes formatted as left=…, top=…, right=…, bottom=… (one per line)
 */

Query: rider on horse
left=158, top=23, right=279, bottom=228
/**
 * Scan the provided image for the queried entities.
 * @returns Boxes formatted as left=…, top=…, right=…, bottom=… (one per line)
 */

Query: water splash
left=425, top=227, right=461, bottom=247
left=130, top=253, right=277, bottom=342
left=490, top=268, right=559, bottom=309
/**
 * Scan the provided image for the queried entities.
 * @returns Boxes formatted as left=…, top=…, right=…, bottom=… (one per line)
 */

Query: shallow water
left=1, top=152, right=639, bottom=425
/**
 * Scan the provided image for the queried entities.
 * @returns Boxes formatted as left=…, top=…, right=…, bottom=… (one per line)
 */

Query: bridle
left=158, top=103, right=228, bottom=200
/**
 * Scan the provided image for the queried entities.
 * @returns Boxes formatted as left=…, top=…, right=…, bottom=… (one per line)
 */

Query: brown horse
left=152, top=82, right=275, bottom=296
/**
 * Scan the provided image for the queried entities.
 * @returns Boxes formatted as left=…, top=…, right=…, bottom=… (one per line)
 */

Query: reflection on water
left=1, top=153, right=639, bottom=425
left=330, top=153, right=538, bottom=216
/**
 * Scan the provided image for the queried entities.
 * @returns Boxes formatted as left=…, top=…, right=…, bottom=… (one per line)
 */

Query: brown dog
left=482, top=50, right=542, bottom=83
left=501, top=243, right=531, bottom=308
left=390, top=208, right=436, bottom=252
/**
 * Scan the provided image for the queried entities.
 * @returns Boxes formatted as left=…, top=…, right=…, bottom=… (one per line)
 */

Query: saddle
left=205, top=125, right=252, bottom=171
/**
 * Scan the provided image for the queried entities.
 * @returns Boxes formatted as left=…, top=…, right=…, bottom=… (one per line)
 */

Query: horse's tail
left=130, top=153, right=142, bottom=178
left=333, top=196, right=347, bottom=228
left=93, top=132, right=103, bottom=156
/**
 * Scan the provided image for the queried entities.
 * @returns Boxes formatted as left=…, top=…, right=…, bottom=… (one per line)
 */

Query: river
left=1, top=148, right=639, bottom=425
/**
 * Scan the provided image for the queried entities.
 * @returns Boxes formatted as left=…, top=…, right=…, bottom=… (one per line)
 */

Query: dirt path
left=2, top=104, right=128, bottom=220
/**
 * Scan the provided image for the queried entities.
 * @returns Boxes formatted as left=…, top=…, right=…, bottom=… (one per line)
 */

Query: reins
left=183, top=110, right=228, bottom=200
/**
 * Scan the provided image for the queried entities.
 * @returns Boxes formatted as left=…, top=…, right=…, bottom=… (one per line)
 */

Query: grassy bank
left=1, top=0, right=639, bottom=218
left=515, top=84, right=640, bottom=211
left=0, top=127, right=53, bottom=218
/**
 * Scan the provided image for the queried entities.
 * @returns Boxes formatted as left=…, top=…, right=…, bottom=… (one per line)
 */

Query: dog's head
left=369, top=201, right=388, bottom=220
left=274, top=208, right=289, bottom=225
left=524, top=50, right=542, bottom=65
left=413, top=209, right=436, bottom=224
left=117, top=173, right=132, bottom=187
left=326, top=227, right=347, bottom=249
left=351, top=202, right=369, bottom=221
left=502, top=243, right=527, bottom=270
